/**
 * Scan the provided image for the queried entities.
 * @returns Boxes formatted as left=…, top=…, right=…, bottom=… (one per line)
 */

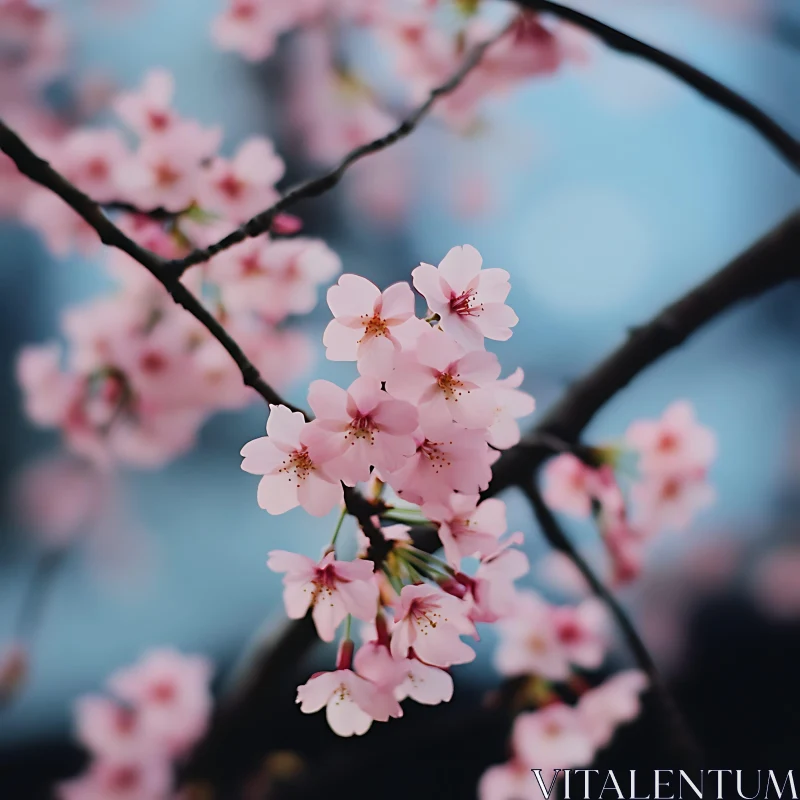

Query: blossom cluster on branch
left=15, top=69, right=339, bottom=468
left=59, top=649, right=213, bottom=800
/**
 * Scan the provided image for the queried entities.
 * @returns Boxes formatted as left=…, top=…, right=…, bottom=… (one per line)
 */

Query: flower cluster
left=479, top=671, right=648, bottom=799
left=213, top=2, right=582, bottom=222
left=544, top=401, right=717, bottom=584
left=16, top=70, right=339, bottom=468
left=241, top=244, right=537, bottom=735
left=59, top=649, right=213, bottom=800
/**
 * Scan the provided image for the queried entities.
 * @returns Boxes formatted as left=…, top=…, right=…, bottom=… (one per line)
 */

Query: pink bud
left=271, top=213, right=302, bottom=235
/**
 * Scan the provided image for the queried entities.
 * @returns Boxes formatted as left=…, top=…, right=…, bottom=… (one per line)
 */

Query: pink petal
left=297, top=671, right=340, bottom=713
left=298, top=473, right=343, bottom=517
left=437, top=244, right=482, bottom=294
left=308, top=380, right=349, bottom=422
left=372, top=399, right=418, bottom=435
left=266, top=550, right=315, bottom=575
left=411, top=263, right=448, bottom=311
left=327, top=274, right=380, bottom=322
left=323, top=320, right=361, bottom=361
left=379, top=282, right=415, bottom=323
left=265, top=405, right=306, bottom=450
left=257, top=474, right=300, bottom=514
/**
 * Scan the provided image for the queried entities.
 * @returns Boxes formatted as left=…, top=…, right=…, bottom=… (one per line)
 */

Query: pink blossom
left=117, top=124, right=221, bottom=212
left=626, top=401, right=716, bottom=475
left=631, top=470, right=715, bottom=534
left=384, top=420, right=493, bottom=507
left=577, top=670, right=648, bottom=749
left=494, top=592, right=606, bottom=680
left=385, top=327, right=500, bottom=429
left=307, top=376, right=418, bottom=486
left=465, top=537, right=530, bottom=623
left=391, top=583, right=476, bottom=667
left=199, top=137, right=284, bottom=223
left=57, top=757, right=172, bottom=800
left=210, top=236, right=340, bottom=322
left=49, top=129, right=129, bottom=203
left=423, top=494, right=507, bottom=568
left=240, top=404, right=343, bottom=517
left=212, top=0, right=325, bottom=62
left=412, top=245, right=517, bottom=349
left=267, top=550, right=378, bottom=642
left=393, top=657, right=454, bottom=705
left=543, top=453, right=598, bottom=518
left=323, top=274, right=420, bottom=377
left=74, top=696, right=154, bottom=761
left=113, top=69, right=178, bottom=138
left=354, top=640, right=454, bottom=705
left=512, top=704, right=595, bottom=784
left=22, top=188, right=99, bottom=256
left=486, top=368, right=536, bottom=449
left=296, top=668, right=402, bottom=737
left=108, top=649, right=212, bottom=758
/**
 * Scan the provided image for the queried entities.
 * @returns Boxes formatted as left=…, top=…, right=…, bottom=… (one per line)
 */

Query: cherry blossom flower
left=57, top=757, right=172, bottom=800
left=296, top=668, right=402, bottom=737
left=323, top=274, right=421, bottom=377
left=577, top=670, right=648, bottom=749
left=626, top=401, right=717, bottom=475
left=49, top=129, right=129, bottom=203
left=199, top=137, right=284, bottom=222
left=486, top=368, right=536, bottom=450
left=393, top=657, right=454, bottom=705
left=210, top=235, right=340, bottom=323
left=114, top=69, right=178, bottom=138
left=240, top=404, right=343, bottom=517
left=391, top=583, right=476, bottom=668
left=631, top=470, right=715, bottom=534
left=385, top=327, right=501, bottom=429
left=464, top=537, right=530, bottom=623
left=412, top=245, right=517, bottom=349
left=494, top=591, right=605, bottom=680
left=267, top=550, right=378, bottom=642
left=307, top=376, right=418, bottom=485
left=543, top=453, right=598, bottom=518
left=117, top=124, right=221, bottom=212
left=384, top=420, right=493, bottom=506
left=423, top=494, right=507, bottom=568
left=512, top=704, right=595, bottom=785
left=108, top=649, right=212, bottom=758
left=74, top=696, right=154, bottom=761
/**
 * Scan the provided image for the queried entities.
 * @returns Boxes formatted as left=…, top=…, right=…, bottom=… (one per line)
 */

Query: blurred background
left=0, top=0, right=798, bottom=796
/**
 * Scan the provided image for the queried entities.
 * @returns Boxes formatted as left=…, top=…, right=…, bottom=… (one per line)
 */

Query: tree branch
left=162, top=28, right=507, bottom=277
left=515, top=0, right=800, bottom=172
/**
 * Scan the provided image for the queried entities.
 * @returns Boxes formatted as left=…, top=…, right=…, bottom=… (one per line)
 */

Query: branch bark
left=515, top=0, right=800, bottom=171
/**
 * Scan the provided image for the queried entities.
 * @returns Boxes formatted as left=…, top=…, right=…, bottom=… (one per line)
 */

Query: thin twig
left=515, top=0, right=800, bottom=171
left=523, top=480, right=703, bottom=768
left=162, top=28, right=508, bottom=276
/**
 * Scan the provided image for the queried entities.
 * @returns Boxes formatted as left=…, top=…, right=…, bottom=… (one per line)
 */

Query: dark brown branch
left=162, top=29, right=507, bottom=276
left=523, top=480, right=702, bottom=767
left=515, top=0, right=800, bottom=171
